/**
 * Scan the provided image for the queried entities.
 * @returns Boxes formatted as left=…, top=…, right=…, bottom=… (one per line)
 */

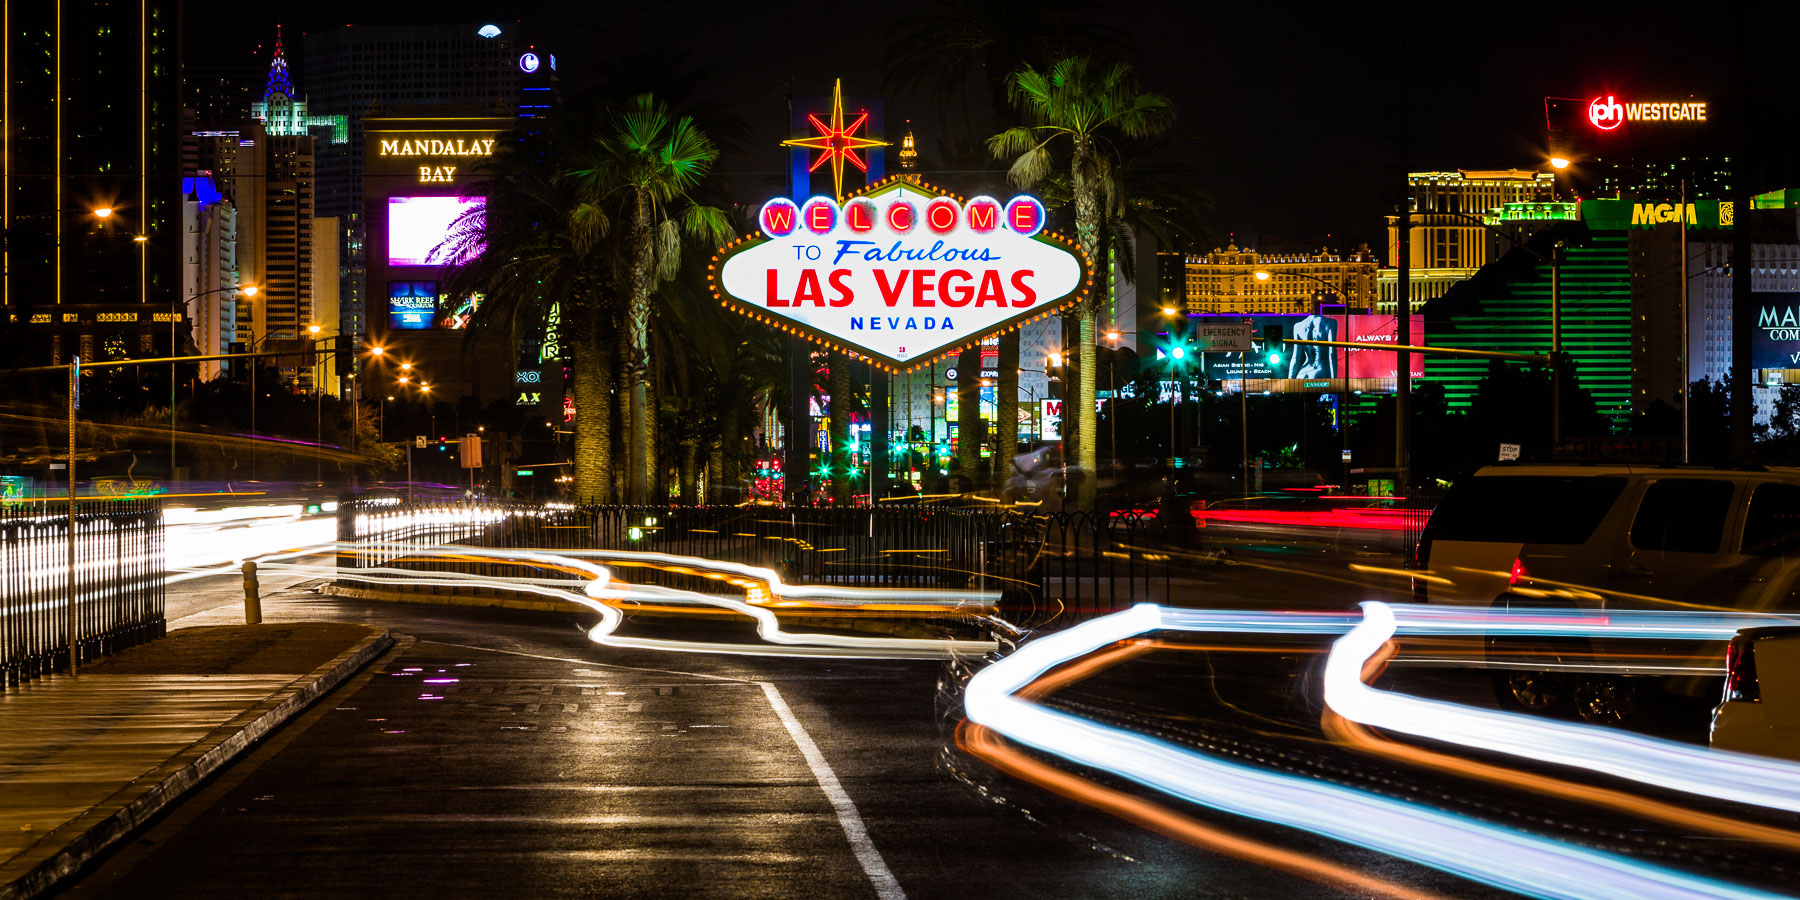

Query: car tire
left=1571, top=675, right=1639, bottom=726
left=1493, top=669, right=1571, bottom=713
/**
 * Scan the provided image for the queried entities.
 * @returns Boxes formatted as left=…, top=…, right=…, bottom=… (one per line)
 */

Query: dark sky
left=185, top=1, right=1798, bottom=256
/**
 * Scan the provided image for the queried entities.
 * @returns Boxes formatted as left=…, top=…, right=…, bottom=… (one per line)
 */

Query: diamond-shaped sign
left=709, top=177, right=1090, bottom=371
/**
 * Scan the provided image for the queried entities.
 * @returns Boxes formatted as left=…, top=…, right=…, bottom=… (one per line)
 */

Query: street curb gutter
left=0, top=629, right=395, bottom=900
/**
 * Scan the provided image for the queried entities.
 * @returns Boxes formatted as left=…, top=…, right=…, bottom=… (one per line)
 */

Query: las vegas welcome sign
left=711, top=177, right=1091, bottom=371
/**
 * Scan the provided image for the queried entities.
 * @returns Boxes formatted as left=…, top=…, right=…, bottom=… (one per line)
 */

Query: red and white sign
left=712, top=178, right=1089, bottom=371
left=1586, top=94, right=1706, bottom=131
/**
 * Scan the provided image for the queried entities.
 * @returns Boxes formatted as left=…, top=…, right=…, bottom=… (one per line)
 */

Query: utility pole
left=1550, top=242, right=1562, bottom=448
left=1396, top=187, right=1411, bottom=493
left=1730, top=76, right=1756, bottom=462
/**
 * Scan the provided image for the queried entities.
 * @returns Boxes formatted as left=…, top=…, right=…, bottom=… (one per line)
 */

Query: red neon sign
left=1588, top=95, right=1624, bottom=131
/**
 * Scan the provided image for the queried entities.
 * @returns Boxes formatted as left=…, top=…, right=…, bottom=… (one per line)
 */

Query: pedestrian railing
left=0, top=498, right=163, bottom=688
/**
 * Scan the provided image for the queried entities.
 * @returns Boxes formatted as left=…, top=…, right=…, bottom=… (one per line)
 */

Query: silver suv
left=1416, top=464, right=1800, bottom=723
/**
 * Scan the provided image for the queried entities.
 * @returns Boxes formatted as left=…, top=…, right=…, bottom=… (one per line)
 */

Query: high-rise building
left=189, top=120, right=320, bottom=386
left=181, top=176, right=239, bottom=382
left=1181, top=244, right=1378, bottom=314
left=303, top=23, right=544, bottom=340
left=1378, top=169, right=1556, bottom=315
left=4, top=0, right=183, bottom=364
left=251, top=28, right=349, bottom=145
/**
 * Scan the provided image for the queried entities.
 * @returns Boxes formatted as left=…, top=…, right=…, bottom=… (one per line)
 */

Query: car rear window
left=1741, top=482, right=1800, bottom=557
left=1630, top=478, right=1734, bottom=554
left=1424, top=476, right=1626, bottom=545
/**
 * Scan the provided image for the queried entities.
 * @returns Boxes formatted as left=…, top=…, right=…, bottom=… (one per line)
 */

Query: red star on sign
left=782, top=79, right=890, bottom=201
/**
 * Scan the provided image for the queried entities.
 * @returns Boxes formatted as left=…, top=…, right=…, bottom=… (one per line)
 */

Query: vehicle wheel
left=1493, top=670, right=1568, bottom=712
left=1572, top=676, right=1639, bottom=726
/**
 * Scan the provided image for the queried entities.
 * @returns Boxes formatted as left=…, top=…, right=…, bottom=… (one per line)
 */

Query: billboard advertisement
left=388, top=281, right=437, bottom=330
left=713, top=179, right=1088, bottom=371
left=388, top=196, right=484, bottom=266
left=1753, top=293, right=1800, bottom=372
left=1191, top=314, right=1424, bottom=392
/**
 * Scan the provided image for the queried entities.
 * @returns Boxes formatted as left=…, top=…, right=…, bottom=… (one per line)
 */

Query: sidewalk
left=0, top=619, right=392, bottom=899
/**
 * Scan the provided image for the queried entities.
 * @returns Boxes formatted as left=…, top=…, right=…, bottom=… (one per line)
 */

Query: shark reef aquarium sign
left=711, top=178, right=1089, bottom=371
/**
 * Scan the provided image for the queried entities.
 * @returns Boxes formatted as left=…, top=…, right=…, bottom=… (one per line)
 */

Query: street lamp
left=171, top=282, right=256, bottom=479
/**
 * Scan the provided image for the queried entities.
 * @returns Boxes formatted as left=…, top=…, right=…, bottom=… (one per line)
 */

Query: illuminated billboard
left=388, top=196, right=484, bottom=266
left=388, top=282, right=437, bottom=330
left=1753, top=293, right=1800, bottom=373
left=712, top=178, right=1089, bottom=371
left=1190, top=314, right=1424, bottom=392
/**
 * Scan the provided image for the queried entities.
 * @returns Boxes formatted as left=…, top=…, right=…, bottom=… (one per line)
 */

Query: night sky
left=184, top=1, right=1800, bottom=256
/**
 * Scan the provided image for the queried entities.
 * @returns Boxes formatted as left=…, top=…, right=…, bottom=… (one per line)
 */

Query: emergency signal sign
left=711, top=177, right=1090, bottom=372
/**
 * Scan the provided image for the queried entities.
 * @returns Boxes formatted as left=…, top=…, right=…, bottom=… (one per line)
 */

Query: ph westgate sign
left=1587, top=94, right=1707, bottom=131
left=711, top=177, right=1090, bottom=371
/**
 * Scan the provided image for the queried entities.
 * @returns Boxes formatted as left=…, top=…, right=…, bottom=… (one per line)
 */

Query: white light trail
left=964, top=604, right=1791, bottom=900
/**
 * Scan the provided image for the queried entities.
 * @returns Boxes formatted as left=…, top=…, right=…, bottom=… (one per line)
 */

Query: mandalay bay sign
left=711, top=178, right=1090, bottom=371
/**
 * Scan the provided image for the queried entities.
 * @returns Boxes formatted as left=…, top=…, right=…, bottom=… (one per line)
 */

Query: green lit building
left=1420, top=202, right=1634, bottom=429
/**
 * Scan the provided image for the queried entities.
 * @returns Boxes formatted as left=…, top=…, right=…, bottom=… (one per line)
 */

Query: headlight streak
left=1327, top=602, right=1800, bottom=815
left=1322, top=643, right=1800, bottom=851
left=283, top=543, right=1000, bottom=660
left=964, top=604, right=1790, bottom=900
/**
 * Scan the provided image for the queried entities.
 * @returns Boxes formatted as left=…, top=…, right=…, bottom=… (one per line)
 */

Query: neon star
left=783, top=79, right=890, bottom=201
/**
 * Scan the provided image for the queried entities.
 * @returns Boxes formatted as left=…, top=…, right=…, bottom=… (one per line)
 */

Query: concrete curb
left=0, top=629, right=396, bottom=900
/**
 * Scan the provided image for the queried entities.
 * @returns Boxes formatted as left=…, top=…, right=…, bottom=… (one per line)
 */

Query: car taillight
left=1724, top=635, right=1761, bottom=704
left=1508, top=558, right=1530, bottom=586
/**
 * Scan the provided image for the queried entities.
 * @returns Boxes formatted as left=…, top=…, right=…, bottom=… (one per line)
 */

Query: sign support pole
left=67, top=358, right=78, bottom=676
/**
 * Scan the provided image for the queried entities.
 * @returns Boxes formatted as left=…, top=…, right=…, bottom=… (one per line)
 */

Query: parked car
left=1415, top=464, right=1800, bottom=723
left=1711, top=627, right=1800, bottom=761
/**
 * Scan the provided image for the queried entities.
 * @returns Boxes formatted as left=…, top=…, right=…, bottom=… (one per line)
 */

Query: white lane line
left=759, top=682, right=905, bottom=900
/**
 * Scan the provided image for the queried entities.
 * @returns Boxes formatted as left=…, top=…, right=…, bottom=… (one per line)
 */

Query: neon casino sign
left=711, top=178, right=1089, bottom=371
left=1587, top=94, right=1707, bottom=131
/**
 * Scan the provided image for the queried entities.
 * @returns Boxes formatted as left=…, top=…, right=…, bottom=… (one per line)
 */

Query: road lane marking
left=759, top=682, right=904, bottom=900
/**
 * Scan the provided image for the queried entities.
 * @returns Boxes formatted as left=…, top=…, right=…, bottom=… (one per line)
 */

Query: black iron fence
left=337, top=500, right=1169, bottom=630
left=1, top=498, right=164, bottom=687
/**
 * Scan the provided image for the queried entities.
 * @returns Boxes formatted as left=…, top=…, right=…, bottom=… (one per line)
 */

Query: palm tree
left=575, top=94, right=734, bottom=504
left=438, top=117, right=619, bottom=503
left=989, top=56, right=1173, bottom=508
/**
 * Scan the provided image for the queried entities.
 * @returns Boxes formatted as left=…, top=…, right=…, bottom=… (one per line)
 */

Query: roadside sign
left=71, top=356, right=80, bottom=411
left=460, top=434, right=482, bottom=468
left=1341, top=448, right=1353, bottom=462
left=1499, top=442, right=1521, bottom=461
left=945, top=367, right=958, bottom=381
left=415, top=435, right=427, bottom=449
left=1195, top=323, right=1252, bottom=352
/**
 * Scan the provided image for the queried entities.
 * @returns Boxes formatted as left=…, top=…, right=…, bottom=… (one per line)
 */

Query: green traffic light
left=1170, top=346, right=1186, bottom=361
left=1268, top=351, right=1283, bottom=364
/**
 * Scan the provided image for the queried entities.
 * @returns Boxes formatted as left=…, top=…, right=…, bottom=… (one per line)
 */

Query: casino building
left=362, top=113, right=517, bottom=408
left=1180, top=244, right=1378, bottom=314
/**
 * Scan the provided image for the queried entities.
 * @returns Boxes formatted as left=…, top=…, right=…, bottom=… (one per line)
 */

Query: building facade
left=1181, top=244, right=1378, bottom=314
left=304, top=23, right=548, bottom=340
left=181, top=177, right=239, bottom=381
left=363, top=114, right=514, bottom=406
left=3, top=0, right=183, bottom=364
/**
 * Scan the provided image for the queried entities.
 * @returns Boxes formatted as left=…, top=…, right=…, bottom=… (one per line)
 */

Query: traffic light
left=1262, top=325, right=1284, bottom=366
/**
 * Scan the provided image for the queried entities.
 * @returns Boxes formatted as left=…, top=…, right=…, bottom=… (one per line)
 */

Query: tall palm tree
left=438, top=118, right=620, bottom=503
left=989, top=56, right=1173, bottom=509
left=575, top=94, right=734, bottom=504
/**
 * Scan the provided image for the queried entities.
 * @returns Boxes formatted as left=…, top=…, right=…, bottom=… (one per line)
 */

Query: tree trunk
left=995, top=332, right=1019, bottom=494
left=707, top=435, right=725, bottom=506
left=714, top=401, right=740, bottom=504
left=1070, top=136, right=1100, bottom=510
left=627, top=192, right=657, bottom=505
left=679, top=439, right=698, bottom=505
left=616, top=333, right=631, bottom=504
left=567, top=299, right=613, bottom=504
left=648, top=361, right=663, bottom=503
left=828, top=351, right=853, bottom=504
left=956, top=345, right=982, bottom=493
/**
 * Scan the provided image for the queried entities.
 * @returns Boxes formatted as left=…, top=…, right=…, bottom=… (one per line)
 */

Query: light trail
left=963, top=604, right=1791, bottom=900
left=1326, top=602, right=1800, bottom=814
left=280, top=543, right=1000, bottom=660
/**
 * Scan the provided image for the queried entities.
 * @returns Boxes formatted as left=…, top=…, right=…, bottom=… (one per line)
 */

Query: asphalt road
left=64, top=586, right=1328, bottom=899
left=74, top=555, right=1786, bottom=899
